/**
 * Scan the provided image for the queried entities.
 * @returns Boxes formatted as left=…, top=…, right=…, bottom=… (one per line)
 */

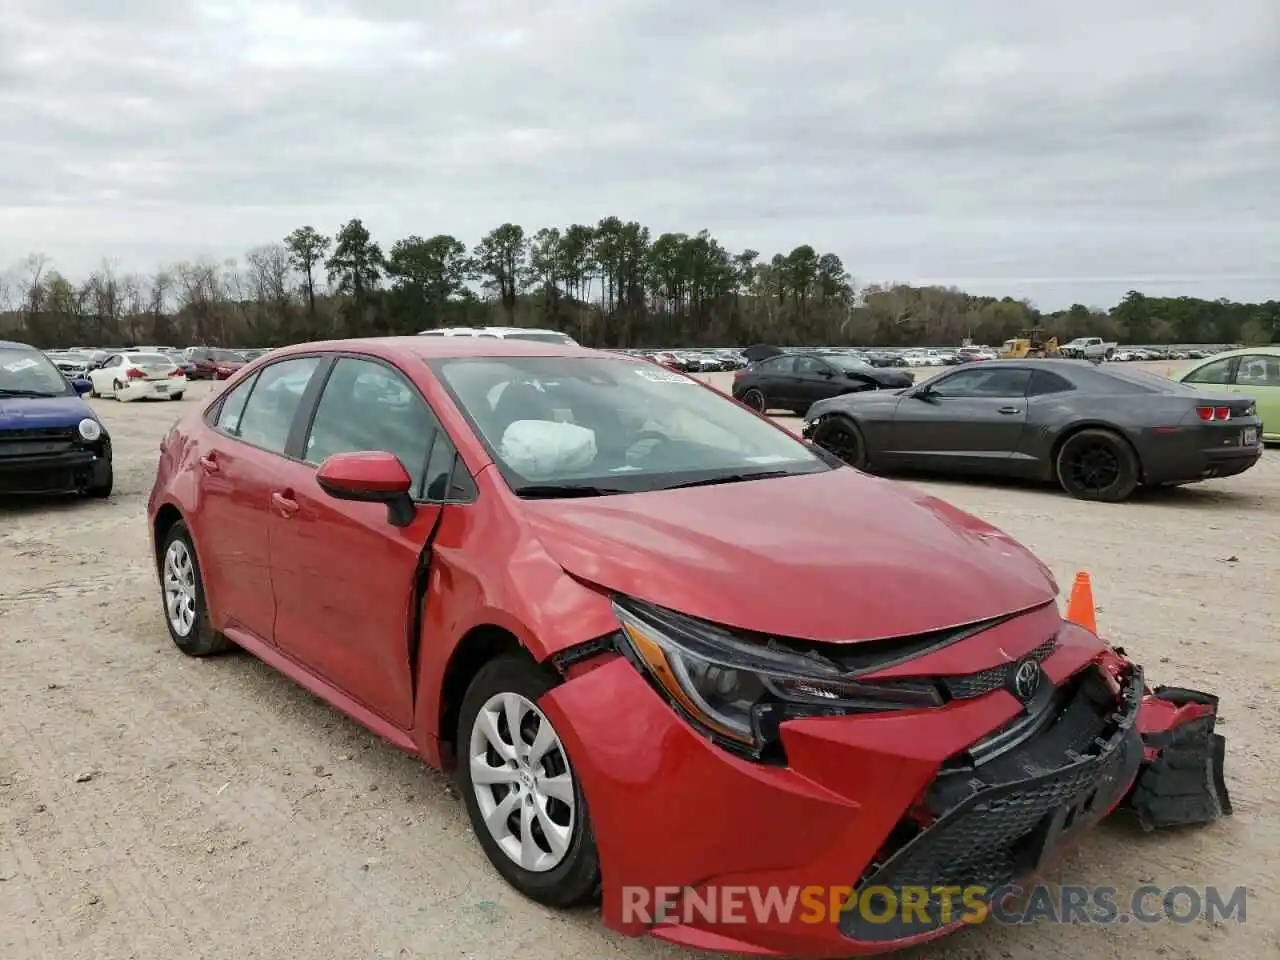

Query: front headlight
left=612, top=598, right=942, bottom=756
left=78, top=418, right=102, bottom=441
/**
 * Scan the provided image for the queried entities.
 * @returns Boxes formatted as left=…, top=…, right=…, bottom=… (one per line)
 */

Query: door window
left=302, top=357, right=439, bottom=497
left=930, top=368, right=1031, bottom=398
left=759, top=356, right=795, bottom=374
left=793, top=357, right=828, bottom=375
left=212, top=372, right=259, bottom=433
left=1235, top=355, right=1280, bottom=387
left=1027, top=370, right=1076, bottom=395
left=235, top=356, right=322, bottom=454
left=1184, top=357, right=1234, bottom=385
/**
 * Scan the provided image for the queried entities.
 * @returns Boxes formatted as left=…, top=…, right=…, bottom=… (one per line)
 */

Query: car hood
left=0, top=395, right=92, bottom=429
left=808, top=391, right=903, bottom=418
left=520, top=469, right=1056, bottom=643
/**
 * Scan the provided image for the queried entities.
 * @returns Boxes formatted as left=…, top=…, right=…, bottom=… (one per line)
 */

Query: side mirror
left=316, top=451, right=416, bottom=527
left=818, top=368, right=834, bottom=377
left=72, top=378, right=93, bottom=395
left=910, top=384, right=936, bottom=401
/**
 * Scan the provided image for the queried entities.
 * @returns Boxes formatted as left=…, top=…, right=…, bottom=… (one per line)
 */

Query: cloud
left=1, top=0, right=1276, bottom=308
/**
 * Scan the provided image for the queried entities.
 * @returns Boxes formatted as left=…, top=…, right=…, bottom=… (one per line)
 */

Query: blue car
left=0, top=340, right=113, bottom=497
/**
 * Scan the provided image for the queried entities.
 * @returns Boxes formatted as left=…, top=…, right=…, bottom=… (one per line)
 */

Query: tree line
left=1, top=217, right=1275, bottom=349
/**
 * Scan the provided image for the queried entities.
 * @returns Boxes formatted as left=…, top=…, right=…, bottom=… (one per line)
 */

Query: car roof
left=268, top=335, right=602, bottom=362
left=0, top=340, right=37, bottom=351
left=1192, top=345, right=1280, bottom=359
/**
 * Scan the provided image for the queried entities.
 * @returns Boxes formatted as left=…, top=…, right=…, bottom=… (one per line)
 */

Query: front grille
left=940, top=638, right=1057, bottom=700
left=0, top=466, right=77, bottom=493
left=0, top=427, right=78, bottom=459
left=839, top=666, right=1144, bottom=943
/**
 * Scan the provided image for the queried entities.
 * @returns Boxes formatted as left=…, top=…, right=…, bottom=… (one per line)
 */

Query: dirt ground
left=2, top=361, right=1276, bottom=960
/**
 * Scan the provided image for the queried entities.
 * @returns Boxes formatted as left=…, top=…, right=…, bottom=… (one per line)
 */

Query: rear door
left=755, top=355, right=796, bottom=408
left=1230, top=354, right=1280, bottom=439
left=888, top=366, right=1032, bottom=471
left=188, top=356, right=325, bottom=644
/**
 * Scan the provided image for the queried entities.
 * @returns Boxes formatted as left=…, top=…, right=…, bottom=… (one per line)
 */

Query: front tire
left=1055, top=429, right=1139, bottom=502
left=159, top=521, right=232, bottom=656
left=457, top=655, right=600, bottom=908
left=811, top=414, right=870, bottom=470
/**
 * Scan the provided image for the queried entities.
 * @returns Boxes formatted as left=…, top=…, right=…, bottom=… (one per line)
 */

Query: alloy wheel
left=468, top=692, right=576, bottom=873
left=742, top=388, right=765, bottom=411
left=1067, top=443, right=1120, bottom=494
left=163, top=539, right=197, bottom=636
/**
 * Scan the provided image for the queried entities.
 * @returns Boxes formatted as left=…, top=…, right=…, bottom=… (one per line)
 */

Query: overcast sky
left=2, top=0, right=1277, bottom=309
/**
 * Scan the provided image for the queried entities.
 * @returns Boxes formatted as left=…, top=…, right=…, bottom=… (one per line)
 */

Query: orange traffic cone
left=1065, top=571, right=1097, bottom=633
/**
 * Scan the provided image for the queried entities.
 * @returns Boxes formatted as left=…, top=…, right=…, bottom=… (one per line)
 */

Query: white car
left=417, top=325, right=579, bottom=345
left=88, top=351, right=188, bottom=401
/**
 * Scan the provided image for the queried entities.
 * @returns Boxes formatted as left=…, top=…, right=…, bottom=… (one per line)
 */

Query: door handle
left=198, top=453, right=219, bottom=473
left=271, top=491, right=299, bottom=518
left=998, top=406, right=1021, bottom=415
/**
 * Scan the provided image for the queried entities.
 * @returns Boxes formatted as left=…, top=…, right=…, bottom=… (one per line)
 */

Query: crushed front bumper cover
left=1128, top=685, right=1232, bottom=831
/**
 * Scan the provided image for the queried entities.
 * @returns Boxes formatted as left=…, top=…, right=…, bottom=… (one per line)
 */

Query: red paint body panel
left=521, top=471, right=1056, bottom=642
left=145, top=337, right=1226, bottom=959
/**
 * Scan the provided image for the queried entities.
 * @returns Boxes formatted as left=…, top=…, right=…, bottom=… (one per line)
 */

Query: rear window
left=1101, top=366, right=1196, bottom=393
left=126, top=353, right=173, bottom=366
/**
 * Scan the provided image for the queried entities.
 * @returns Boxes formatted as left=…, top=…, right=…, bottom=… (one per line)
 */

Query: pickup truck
left=1061, top=337, right=1117, bottom=360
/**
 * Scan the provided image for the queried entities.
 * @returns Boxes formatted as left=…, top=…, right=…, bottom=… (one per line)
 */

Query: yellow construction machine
left=998, top=329, right=1060, bottom=359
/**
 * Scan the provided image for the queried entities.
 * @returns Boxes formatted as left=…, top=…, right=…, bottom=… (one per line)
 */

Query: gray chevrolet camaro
left=801, top=359, right=1264, bottom=501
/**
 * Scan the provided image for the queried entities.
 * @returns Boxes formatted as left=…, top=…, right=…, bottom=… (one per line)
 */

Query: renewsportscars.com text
left=623, top=883, right=1248, bottom=927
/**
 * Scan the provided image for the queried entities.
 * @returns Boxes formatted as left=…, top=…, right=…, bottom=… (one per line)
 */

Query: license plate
left=153, top=383, right=169, bottom=393
left=1242, top=427, right=1256, bottom=446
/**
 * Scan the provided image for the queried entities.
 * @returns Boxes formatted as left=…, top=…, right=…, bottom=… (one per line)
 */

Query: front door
left=268, top=356, right=456, bottom=729
left=888, top=367, right=1032, bottom=471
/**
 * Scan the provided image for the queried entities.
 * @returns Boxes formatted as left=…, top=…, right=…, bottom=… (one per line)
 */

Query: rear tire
left=741, top=388, right=766, bottom=412
left=1055, top=429, right=1139, bottom=502
left=112, top=380, right=129, bottom=402
left=170, top=392, right=184, bottom=401
left=457, top=655, right=600, bottom=909
left=811, top=414, right=870, bottom=470
left=159, top=521, right=232, bottom=656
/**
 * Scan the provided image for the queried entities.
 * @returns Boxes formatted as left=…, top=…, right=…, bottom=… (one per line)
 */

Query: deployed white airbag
left=500, top=419, right=597, bottom=479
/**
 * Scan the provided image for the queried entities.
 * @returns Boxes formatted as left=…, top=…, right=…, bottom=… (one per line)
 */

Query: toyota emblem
left=1012, top=659, right=1041, bottom=701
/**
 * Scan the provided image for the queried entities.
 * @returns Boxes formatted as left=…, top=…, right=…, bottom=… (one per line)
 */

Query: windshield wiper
left=514, top=483, right=630, bottom=499
left=659, top=469, right=794, bottom=491
left=0, top=388, right=58, bottom=398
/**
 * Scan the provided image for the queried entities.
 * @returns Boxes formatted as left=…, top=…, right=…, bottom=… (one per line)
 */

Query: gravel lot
left=2, top=362, right=1276, bottom=960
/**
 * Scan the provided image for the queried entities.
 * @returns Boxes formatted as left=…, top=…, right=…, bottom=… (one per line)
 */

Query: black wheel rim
left=743, top=389, right=765, bottom=411
left=1066, top=443, right=1120, bottom=493
left=817, top=422, right=860, bottom=464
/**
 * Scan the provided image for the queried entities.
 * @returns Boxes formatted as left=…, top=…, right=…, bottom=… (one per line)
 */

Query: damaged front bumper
left=1129, top=685, right=1232, bottom=831
left=540, top=644, right=1232, bottom=958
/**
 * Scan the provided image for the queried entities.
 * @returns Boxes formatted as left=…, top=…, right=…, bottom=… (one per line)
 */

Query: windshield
left=431, top=355, right=831, bottom=495
left=0, top=346, right=73, bottom=396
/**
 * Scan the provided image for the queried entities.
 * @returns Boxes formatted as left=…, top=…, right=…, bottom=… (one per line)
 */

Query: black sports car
left=732, top=351, right=914, bottom=416
left=802, top=359, right=1263, bottom=502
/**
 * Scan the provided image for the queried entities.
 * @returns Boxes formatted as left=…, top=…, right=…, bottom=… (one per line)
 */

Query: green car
left=1177, top=345, right=1280, bottom=443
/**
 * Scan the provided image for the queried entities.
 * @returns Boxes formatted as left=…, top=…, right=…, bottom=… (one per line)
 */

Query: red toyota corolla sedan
left=147, top=337, right=1230, bottom=958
